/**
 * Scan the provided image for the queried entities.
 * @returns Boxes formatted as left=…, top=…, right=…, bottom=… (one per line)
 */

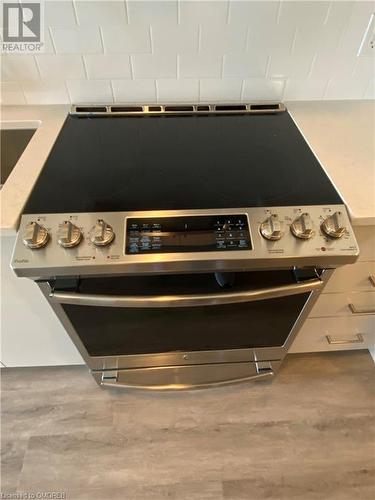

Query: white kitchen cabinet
left=0, top=235, right=83, bottom=367
left=291, top=225, right=375, bottom=357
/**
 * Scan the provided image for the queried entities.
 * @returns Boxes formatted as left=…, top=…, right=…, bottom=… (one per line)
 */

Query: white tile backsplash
left=199, top=78, right=242, bottom=101
left=2, top=0, right=374, bottom=105
left=157, top=79, right=199, bottom=102
left=66, top=79, right=113, bottom=102
left=229, top=1, right=279, bottom=27
left=152, top=25, right=198, bottom=53
left=179, top=1, right=229, bottom=25
left=36, top=55, right=85, bottom=80
left=44, top=1, right=77, bottom=27
left=75, top=1, right=127, bottom=25
left=200, top=24, right=247, bottom=52
left=0, top=82, right=26, bottom=105
left=284, top=78, right=329, bottom=101
left=242, top=78, right=285, bottom=100
left=51, top=26, right=103, bottom=54
left=112, top=79, right=156, bottom=102
left=127, top=0, right=177, bottom=25
left=84, top=54, right=131, bottom=79
left=2, top=56, right=40, bottom=81
left=179, top=52, right=222, bottom=78
left=101, top=25, right=151, bottom=53
left=223, top=52, right=268, bottom=78
left=132, top=53, right=177, bottom=78
left=22, top=81, right=70, bottom=104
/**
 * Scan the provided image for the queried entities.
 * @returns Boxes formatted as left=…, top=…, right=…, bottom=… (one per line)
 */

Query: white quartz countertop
left=286, top=100, right=375, bottom=226
left=1, top=105, right=69, bottom=235
left=1, top=100, right=374, bottom=235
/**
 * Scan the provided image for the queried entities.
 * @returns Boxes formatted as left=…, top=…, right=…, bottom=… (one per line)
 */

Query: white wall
left=1, top=0, right=374, bottom=104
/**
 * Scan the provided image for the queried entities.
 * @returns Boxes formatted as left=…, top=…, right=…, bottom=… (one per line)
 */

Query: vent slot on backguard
left=71, top=103, right=285, bottom=116
left=214, top=105, right=247, bottom=111
left=111, top=106, right=143, bottom=112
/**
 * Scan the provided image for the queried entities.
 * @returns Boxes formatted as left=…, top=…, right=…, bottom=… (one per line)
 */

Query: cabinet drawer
left=324, top=262, right=375, bottom=293
left=354, top=226, right=375, bottom=262
left=310, top=291, right=375, bottom=318
left=290, top=316, right=375, bottom=353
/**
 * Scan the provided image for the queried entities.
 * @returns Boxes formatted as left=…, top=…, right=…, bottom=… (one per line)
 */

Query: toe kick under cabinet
left=290, top=225, right=375, bottom=354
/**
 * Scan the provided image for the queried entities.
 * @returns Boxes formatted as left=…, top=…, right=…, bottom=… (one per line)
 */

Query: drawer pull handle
left=348, top=303, right=375, bottom=314
left=326, top=333, right=364, bottom=345
left=369, top=275, right=375, bottom=287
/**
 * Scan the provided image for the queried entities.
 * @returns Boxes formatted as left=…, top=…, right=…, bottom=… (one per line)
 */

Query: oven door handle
left=49, top=278, right=322, bottom=308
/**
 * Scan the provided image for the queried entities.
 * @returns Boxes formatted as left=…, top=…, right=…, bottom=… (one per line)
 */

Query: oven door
left=44, top=269, right=325, bottom=388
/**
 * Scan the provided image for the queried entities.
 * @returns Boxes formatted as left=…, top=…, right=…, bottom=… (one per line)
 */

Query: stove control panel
left=125, top=215, right=251, bottom=254
left=12, top=205, right=359, bottom=278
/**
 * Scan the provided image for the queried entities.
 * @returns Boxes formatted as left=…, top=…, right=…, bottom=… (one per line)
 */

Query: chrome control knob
left=57, top=221, right=82, bottom=248
left=321, top=211, right=346, bottom=239
left=260, top=214, right=284, bottom=241
left=291, top=213, right=315, bottom=240
left=22, top=222, right=49, bottom=249
left=90, top=219, right=115, bottom=247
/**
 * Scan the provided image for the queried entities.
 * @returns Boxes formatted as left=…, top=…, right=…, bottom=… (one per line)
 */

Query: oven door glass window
left=57, top=271, right=312, bottom=357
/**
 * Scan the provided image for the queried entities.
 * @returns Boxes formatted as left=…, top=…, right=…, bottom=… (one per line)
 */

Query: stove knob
left=260, top=214, right=284, bottom=241
left=290, top=213, right=315, bottom=240
left=22, top=221, right=49, bottom=249
left=321, top=211, right=346, bottom=239
left=90, top=219, right=115, bottom=247
left=57, top=221, right=82, bottom=248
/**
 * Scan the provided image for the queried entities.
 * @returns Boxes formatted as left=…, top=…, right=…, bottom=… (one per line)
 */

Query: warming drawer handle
left=49, top=278, right=322, bottom=308
left=348, top=303, right=375, bottom=315
left=326, top=333, right=364, bottom=345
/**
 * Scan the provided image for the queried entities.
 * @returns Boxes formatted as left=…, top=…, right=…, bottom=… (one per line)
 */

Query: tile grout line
left=129, top=55, right=135, bottom=80
left=276, top=0, right=283, bottom=25
left=48, top=27, right=57, bottom=54
left=323, top=78, right=331, bottom=99
left=240, top=79, right=245, bottom=100
left=33, top=55, right=43, bottom=79
left=149, top=25, right=153, bottom=53
left=226, top=0, right=231, bottom=24
left=307, top=53, right=318, bottom=79
left=124, top=0, right=129, bottom=24
left=323, top=1, right=333, bottom=26
left=280, top=78, right=286, bottom=102
left=290, top=27, right=298, bottom=55
left=81, top=55, right=89, bottom=79
left=154, top=79, right=159, bottom=103
left=64, top=80, right=73, bottom=105
left=177, top=0, right=181, bottom=25
left=71, top=0, right=79, bottom=26
left=109, top=80, right=116, bottom=103
left=98, top=26, right=105, bottom=54
left=265, top=55, right=272, bottom=79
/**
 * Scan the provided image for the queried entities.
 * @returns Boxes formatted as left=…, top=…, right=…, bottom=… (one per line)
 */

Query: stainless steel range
left=11, top=103, right=359, bottom=390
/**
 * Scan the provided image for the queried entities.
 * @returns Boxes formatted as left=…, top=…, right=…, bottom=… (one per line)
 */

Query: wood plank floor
left=1, top=351, right=375, bottom=499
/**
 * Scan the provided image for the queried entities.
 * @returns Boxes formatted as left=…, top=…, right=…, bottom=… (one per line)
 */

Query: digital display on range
left=125, top=215, right=252, bottom=254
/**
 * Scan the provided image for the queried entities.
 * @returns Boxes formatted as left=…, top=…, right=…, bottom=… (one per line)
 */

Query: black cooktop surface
left=24, top=111, right=342, bottom=214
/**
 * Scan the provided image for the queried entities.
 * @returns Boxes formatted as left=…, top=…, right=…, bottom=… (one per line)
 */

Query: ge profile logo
left=2, top=2, right=44, bottom=53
